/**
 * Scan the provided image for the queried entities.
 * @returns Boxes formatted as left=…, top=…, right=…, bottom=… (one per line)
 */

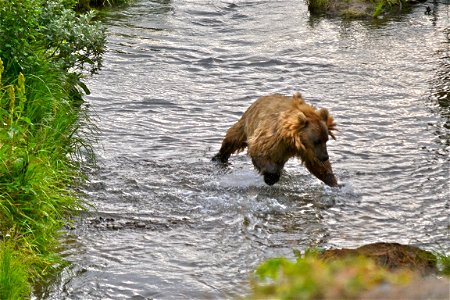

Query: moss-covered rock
left=319, top=242, right=438, bottom=275
left=306, top=0, right=425, bottom=19
left=249, top=243, right=449, bottom=300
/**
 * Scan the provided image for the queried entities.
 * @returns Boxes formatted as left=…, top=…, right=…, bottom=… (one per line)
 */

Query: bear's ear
left=292, top=92, right=305, bottom=105
left=319, top=108, right=337, bottom=140
left=298, top=112, right=308, bottom=127
left=319, top=108, right=329, bottom=122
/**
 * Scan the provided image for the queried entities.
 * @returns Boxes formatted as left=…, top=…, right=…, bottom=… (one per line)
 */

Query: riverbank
left=249, top=243, right=450, bottom=299
left=307, top=0, right=427, bottom=18
left=0, top=0, right=120, bottom=298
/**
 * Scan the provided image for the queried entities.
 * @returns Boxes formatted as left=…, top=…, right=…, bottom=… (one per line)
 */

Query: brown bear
left=212, top=92, right=338, bottom=187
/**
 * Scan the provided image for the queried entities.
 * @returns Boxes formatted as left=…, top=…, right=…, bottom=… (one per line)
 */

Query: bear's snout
left=304, top=159, right=338, bottom=187
left=324, top=173, right=338, bottom=187
left=318, top=153, right=329, bottom=162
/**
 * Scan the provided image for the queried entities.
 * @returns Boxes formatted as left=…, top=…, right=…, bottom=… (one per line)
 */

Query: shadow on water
left=40, top=0, right=450, bottom=299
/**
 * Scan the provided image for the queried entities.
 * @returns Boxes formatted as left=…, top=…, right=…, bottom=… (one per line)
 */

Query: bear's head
left=281, top=104, right=337, bottom=186
left=298, top=108, right=335, bottom=161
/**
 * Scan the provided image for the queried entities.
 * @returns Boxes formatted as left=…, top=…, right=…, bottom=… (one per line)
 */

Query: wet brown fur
left=213, top=93, right=337, bottom=186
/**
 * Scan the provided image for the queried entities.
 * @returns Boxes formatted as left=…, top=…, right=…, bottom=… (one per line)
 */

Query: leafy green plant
left=249, top=250, right=413, bottom=299
left=0, top=0, right=106, bottom=80
left=0, top=0, right=42, bottom=75
left=0, top=57, right=86, bottom=249
left=40, top=0, right=106, bottom=74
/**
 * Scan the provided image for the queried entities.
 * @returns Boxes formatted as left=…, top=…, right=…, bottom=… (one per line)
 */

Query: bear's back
left=239, top=93, right=309, bottom=138
left=242, top=93, right=302, bottom=120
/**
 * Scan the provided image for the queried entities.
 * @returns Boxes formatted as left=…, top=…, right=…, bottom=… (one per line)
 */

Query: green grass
left=0, top=0, right=104, bottom=295
left=370, top=0, right=409, bottom=18
left=306, top=0, right=411, bottom=18
left=0, top=242, right=31, bottom=300
left=0, top=55, right=90, bottom=294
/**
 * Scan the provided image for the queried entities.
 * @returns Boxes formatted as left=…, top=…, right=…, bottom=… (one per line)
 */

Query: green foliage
left=0, top=240, right=31, bottom=300
left=373, top=0, right=385, bottom=17
left=0, top=56, right=89, bottom=255
left=305, top=0, right=331, bottom=14
left=0, top=0, right=106, bottom=78
left=40, top=0, right=106, bottom=74
left=250, top=251, right=413, bottom=299
left=0, top=0, right=103, bottom=296
left=435, top=253, right=450, bottom=276
left=372, top=0, right=407, bottom=17
left=0, top=0, right=42, bottom=74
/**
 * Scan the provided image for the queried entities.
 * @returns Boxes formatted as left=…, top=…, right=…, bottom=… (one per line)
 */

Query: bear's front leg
left=251, top=157, right=282, bottom=186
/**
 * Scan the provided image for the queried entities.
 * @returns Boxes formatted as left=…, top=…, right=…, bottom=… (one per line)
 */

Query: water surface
left=45, top=0, right=449, bottom=299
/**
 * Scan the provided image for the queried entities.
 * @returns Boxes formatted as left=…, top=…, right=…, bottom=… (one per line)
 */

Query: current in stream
left=43, top=0, right=449, bottom=299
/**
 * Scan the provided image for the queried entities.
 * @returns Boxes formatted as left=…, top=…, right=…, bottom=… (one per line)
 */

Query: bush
left=0, top=0, right=42, bottom=75
left=40, top=1, right=105, bottom=74
left=0, top=0, right=105, bottom=79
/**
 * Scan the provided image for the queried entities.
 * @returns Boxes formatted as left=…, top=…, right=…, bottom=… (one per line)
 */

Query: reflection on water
left=44, top=0, right=449, bottom=299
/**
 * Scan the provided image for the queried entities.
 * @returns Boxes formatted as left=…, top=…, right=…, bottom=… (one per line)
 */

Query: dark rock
left=320, top=242, right=438, bottom=275
left=136, top=222, right=146, bottom=228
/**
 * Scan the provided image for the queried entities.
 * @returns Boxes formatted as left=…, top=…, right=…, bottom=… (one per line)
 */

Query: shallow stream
left=45, top=0, right=448, bottom=298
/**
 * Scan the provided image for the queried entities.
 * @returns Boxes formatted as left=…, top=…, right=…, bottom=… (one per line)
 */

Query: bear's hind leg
left=212, top=121, right=247, bottom=163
